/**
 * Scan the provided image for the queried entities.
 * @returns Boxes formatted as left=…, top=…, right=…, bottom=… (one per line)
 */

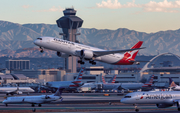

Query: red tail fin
left=142, top=75, right=154, bottom=87
left=115, top=41, right=143, bottom=65
left=124, top=41, right=143, bottom=60
left=111, top=75, right=116, bottom=83
left=102, top=76, right=106, bottom=84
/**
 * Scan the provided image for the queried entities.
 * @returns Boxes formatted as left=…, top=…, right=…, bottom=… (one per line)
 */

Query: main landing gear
left=32, top=104, right=35, bottom=107
left=89, top=60, right=96, bottom=65
left=133, top=104, right=139, bottom=112
left=78, top=60, right=96, bottom=65
left=32, top=108, right=36, bottom=112
left=78, top=60, right=85, bottom=64
left=178, top=108, right=180, bottom=111
left=40, top=47, right=43, bottom=53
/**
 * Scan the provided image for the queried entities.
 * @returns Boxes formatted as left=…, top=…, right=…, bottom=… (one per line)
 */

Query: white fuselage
left=3, top=95, right=61, bottom=104
left=46, top=81, right=79, bottom=89
left=79, top=82, right=145, bottom=90
left=121, top=91, right=180, bottom=104
left=0, top=87, right=34, bottom=94
left=33, top=37, right=133, bottom=65
left=173, top=86, right=180, bottom=91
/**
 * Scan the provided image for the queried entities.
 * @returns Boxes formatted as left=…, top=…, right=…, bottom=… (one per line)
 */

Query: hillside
left=0, top=20, right=180, bottom=57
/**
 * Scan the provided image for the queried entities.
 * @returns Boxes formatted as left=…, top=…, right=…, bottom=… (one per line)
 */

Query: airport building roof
left=140, top=53, right=180, bottom=73
left=11, top=74, right=27, bottom=80
left=0, top=74, right=14, bottom=80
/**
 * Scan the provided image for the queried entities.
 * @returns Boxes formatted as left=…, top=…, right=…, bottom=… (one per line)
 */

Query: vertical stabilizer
left=124, top=41, right=143, bottom=60
left=101, top=74, right=106, bottom=84
left=115, top=41, right=143, bottom=65
left=142, top=75, right=154, bottom=87
left=74, top=67, right=84, bottom=82
left=108, top=75, right=117, bottom=83
left=71, top=67, right=84, bottom=87
left=54, top=87, right=65, bottom=96
left=169, top=77, right=177, bottom=88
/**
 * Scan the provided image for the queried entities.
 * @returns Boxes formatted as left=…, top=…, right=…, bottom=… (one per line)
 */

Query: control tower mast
left=56, top=8, right=83, bottom=73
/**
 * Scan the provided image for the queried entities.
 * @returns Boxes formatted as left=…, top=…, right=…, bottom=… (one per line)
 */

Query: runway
left=0, top=93, right=179, bottom=113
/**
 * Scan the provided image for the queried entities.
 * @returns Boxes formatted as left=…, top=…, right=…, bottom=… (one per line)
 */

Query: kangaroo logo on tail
left=115, top=41, right=143, bottom=65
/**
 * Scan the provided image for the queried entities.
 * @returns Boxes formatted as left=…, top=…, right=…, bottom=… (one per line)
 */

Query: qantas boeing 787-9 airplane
left=33, top=36, right=145, bottom=65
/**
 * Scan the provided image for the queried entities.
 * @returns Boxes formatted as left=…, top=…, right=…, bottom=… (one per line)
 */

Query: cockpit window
left=37, top=38, right=42, bottom=40
left=124, top=96, right=131, bottom=98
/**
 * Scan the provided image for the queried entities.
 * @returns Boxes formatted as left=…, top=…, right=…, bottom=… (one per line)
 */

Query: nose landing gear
left=40, top=47, right=43, bottom=53
left=133, top=104, right=139, bottom=112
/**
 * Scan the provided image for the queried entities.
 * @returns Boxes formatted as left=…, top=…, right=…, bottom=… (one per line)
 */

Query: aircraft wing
left=173, top=99, right=180, bottom=103
left=117, top=85, right=129, bottom=90
left=129, top=60, right=149, bottom=63
left=93, top=47, right=146, bottom=57
left=112, top=85, right=120, bottom=90
left=6, top=90, right=17, bottom=94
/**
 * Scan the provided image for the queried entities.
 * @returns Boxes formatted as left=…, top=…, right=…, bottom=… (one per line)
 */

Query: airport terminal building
left=4, top=53, right=180, bottom=86
left=140, top=53, right=180, bottom=86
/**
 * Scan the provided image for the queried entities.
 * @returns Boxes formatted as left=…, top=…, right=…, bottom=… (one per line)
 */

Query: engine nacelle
left=57, top=52, right=70, bottom=58
left=17, top=91, right=23, bottom=95
left=41, top=95, right=50, bottom=99
left=156, top=104, right=173, bottom=108
left=96, top=83, right=103, bottom=90
left=176, top=100, right=180, bottom=108
left=135, top=62, right=140, bottom=65
left=77, top=50, right=93, bottom=59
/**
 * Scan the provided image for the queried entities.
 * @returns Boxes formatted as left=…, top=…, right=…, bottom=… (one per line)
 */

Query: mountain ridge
left=0, top=20, right=180, bottom=57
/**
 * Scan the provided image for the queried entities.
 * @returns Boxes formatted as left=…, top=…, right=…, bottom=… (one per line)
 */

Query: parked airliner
left=3, top=87, right=65, bottom=107
left=46, top=67, right=84, bottom=91
left=33, top=37, right=145, bottom=65
left=102, top=75, right=117, bottom=84
left=0, top=87, right=34, bottom=95
left=102, top=75, right=154, bottom=92
left=78, top=75, right=154, bottom=92
left=121, top=91, right=180, bottom=112
left=169, top=77, right=180, bottom=91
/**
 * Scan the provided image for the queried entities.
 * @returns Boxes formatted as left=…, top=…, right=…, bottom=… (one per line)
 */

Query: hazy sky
left=1, top=0, right=180, bottom=33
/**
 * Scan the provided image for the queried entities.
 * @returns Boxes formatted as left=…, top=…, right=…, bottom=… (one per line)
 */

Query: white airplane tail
left=54, top=87, right=65, bottom=96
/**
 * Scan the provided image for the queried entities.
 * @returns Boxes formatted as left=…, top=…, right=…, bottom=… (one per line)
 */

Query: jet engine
left=135, top=62, right=140, bottom=65
left=176, top=100, right=180, bottom=108
left=156, top=103, right=173, bottom=108
left=17, top=91, right=23, bottom=95
left=96, top=84, right=103, bottom=90
left=57, top=52, right=70, bottom=58
left=41, top=95, right=50, bottom=99
left=77, top=50, right=93, bottom=59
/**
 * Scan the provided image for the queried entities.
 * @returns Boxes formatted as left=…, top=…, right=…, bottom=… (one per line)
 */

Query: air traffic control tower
left=56, top=8, right=83, bottom=73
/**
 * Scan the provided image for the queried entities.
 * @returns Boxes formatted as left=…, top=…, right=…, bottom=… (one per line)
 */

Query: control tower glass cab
left=56, top=8, right=83, bottom=73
